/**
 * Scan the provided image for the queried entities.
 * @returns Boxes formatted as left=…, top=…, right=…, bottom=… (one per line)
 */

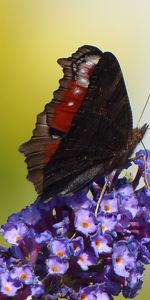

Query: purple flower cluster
left=0, top=150, right=150, bottom=299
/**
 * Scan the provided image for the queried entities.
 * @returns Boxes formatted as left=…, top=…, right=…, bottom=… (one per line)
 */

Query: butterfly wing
left=20, top=46, right=133, bottom=200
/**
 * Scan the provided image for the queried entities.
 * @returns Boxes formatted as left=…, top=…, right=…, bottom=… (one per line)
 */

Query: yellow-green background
left=0, top=1, right=150, bottom=299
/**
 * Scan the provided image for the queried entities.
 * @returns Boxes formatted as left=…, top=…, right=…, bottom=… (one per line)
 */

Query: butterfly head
left=132, top=123, right=148, bottom=147
left=125, top=123, right=148, bottom=161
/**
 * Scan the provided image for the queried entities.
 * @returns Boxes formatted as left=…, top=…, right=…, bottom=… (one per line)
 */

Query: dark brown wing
left=19, top=45, right=103, bottom=194
left=42, top=51, right=133, bottom=200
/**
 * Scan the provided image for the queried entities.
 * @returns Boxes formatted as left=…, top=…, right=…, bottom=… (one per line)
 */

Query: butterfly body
left=20, top=45, right=148, bottom=201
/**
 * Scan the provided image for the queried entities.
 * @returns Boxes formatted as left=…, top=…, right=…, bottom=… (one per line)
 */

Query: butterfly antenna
left=137, top=94, right=150, bottom=126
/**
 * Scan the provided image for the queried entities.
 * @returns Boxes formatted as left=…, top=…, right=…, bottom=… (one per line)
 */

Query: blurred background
left=0, top=1, right=150, bottom=299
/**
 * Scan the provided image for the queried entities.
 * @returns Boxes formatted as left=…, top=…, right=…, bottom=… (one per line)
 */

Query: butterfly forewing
left=41, top=51, right=133, bottom=199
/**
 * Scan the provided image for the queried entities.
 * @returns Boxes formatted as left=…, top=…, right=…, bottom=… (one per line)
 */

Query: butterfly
left=19, top=45, right=148, bottom=201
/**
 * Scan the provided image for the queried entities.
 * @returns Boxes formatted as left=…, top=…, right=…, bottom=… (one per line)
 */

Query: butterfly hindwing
left=19, top=45, right=103, bottom=195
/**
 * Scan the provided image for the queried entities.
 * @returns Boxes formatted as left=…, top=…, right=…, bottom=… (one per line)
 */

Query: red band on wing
left=51, top=81, right=87, bottom=132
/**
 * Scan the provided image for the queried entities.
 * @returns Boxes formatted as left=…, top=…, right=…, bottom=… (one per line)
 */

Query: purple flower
left=68, top=236, right=84, bottom=256
left=77, top=250, right=97, bottom=270
left=77, top=284, right=113, bottom=300
left=74, top=209, right=97, bottom=235
left=116, top=185, right=139, bottom=218
left=0, top=273, right=22, bottom=296
left=49, top=238, right=69, bottom=258
left=33, top=229, right=52, bottom=245
left=1, top=222, right=28, bottom=245
left=30, top=279, right=44, bottom=298
left=20, top=204, right=41, bottom=226
left=135, top=150, right=150, bottom=188
left=100, top=194, right=118, bottom=214
left=112, top=241, right=136, bottom=277
left=90, top=230, right=112, bottom=256
left=10, top=265, right=33, bottom=285
left=53, top=217, right=69, bottom=236
left=65, top=188, right=95, bottom=210
left=135, top=150, right=150, bottom=172
left=99, top=214, right=117, bottom=234
left=46, top=256, right=69, bottom=274
left=136, top=185, right=150, bottom=208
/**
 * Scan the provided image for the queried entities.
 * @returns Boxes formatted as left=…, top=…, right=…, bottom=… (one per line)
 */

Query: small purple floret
left=46, top=256, right=69, bottom=274
left=74, top=209, right=97, bottom=235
